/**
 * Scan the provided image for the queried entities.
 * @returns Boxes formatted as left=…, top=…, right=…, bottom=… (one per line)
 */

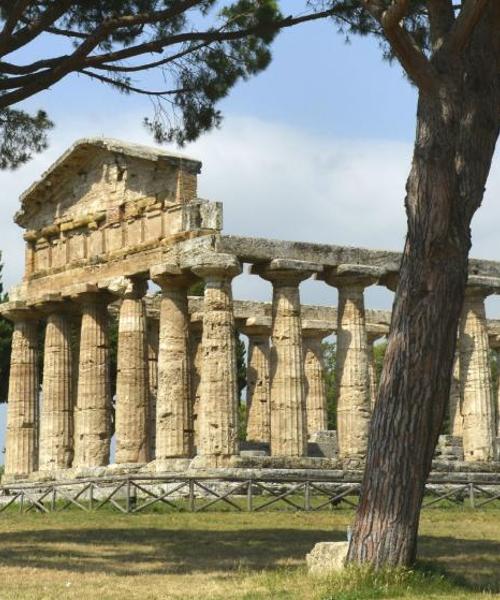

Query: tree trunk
left=347, top=10, right=500, bottom=567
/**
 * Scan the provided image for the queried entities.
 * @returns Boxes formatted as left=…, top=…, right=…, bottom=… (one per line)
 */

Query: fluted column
left=302, top=321, right=333, bottom=436
left=147, top=317, right=159, bottom=459
left=253, top=259, right=320, bottom=457
left=39, top=310, right=73, bottom=471
left=240, top=317, right=271, bottom=444
left=152, top=266, right=194, bottom=464
left=73, top=293, right=112, bottom=468
left=3, top=309, right=39, bottom=479
left=192, top=254, right=241, bottom=465
left=459, top=286, right=495, bottom=462
left=449, top=348, right=463, bottom=436
left=324, top=266, right=380, bottom=461
left=366, top=327, right=385, bottom=412
left=189, top=321, right=203, bottom=450
left=115, top=278, right=150, bottom=464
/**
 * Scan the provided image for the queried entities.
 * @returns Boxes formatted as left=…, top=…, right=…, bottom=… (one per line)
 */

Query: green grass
left=0, top=507, right=498, bottom=599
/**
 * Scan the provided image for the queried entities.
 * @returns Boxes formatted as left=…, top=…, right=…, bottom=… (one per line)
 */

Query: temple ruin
left=1, top=138, right=499, bottom=483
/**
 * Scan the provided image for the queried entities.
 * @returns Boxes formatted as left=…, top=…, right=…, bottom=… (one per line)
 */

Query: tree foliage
left=0, top=252, right=12, bottom=401
left=0, top=0, right=336, bottom=168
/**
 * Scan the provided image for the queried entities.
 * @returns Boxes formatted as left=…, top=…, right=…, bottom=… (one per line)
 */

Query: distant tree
left=322, top=340, right=337, bottom=429
left=0, top=252, right=12, bottom=401
left=0, top=1, right=334, bottom=169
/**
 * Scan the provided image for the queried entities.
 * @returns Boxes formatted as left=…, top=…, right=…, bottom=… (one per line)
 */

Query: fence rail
left=1, top=474, right=499, bottom=515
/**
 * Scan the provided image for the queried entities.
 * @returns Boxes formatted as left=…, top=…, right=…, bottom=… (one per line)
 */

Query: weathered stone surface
left=147, top=318, right=159, bottom=458
left=192, top=255, right=241, bottom=465
left=115, top=278, right=150, bottom=464
left=327, top=274, right=374, bottom=460
left=240, top=318, right=271, bottom=444
left=4, top=315, right=39, bottom=478
left=189, top=322, right=203, bottom=449
left=253, top=262, right=317, bottom=457
left=154, top=272, right=194, bottom=465
left=73, top=294, right=112, bottom=468
left=302, top=321, right=332, bottom=436
left=306, top=542, right=349, bottom=575
left=449, top=349, right=463, bottom=436
left=39, top=312, right=73, bottom=471
left=460, top=290, right=496, bottom=462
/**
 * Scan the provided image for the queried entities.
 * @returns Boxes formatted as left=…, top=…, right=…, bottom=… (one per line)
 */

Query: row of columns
left=4, top=258, right=499, bottom=479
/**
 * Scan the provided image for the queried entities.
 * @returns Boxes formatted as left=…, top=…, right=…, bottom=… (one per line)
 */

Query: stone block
left=306, top=541, right=349, bottom=575
left=308, top=430, right=338, bottom=458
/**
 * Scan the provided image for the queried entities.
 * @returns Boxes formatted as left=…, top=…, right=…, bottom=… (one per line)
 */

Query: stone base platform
left=2, top=454, right=500, bottom=486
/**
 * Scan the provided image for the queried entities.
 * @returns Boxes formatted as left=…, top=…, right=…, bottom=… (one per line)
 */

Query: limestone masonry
left=1, top=138, right=499, bottom=481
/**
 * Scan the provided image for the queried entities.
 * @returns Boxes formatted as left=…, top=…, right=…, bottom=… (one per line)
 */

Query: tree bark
left=348, top=6, right=499, bottom=567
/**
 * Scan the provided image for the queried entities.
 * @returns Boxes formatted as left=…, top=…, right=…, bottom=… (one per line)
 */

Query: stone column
left=73, top=292, right=112, bottom=468
left=115, top=278, right=150, bottom=464
left=459, top=285, right=495, bottom=461
left=147, top=317, right=159, bottom=459
left=302, top=321, right=333, bottom=437
left=189, top=321, right=203, bottom=451
left=253, top=259, right=321, bottom=457
left=192, top=254, right=242, bottom=466
left=3, top=308, right=39, bottom=479
left=449, top=347, right=463, bottom=436
left=323, top=265, right=380, bottom=461
left=240, top=317, right=271, bottom=444
left=366, top=326, right=386, bottom=412
left=39, top=309, right=74, bottom=471
left=152, top=266, right=194, bottom=465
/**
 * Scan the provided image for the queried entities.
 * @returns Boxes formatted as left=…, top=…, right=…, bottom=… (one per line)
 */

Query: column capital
left=0, top=301, right=40, bottom=323
left=239, top=316, right=271, bottom=338
left=191, top=253, right=241, bottom=281
left=251, top=258, right=322, bottom=285
left=321, top=264, right=383, bottom=289
left=302, top=319, right=334, bottom=340
left=151, top=263, right=197, bottom=290
left=65, top=283, right=115, bottom=306
left=109, top=275, right=148, bottom=300
left=464, top=275, right=500, bottom=299
left=366, top=323, right=388, bottom=344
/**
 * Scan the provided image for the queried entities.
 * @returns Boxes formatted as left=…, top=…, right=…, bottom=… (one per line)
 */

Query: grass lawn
left=0, top=506, right=498, bottom=599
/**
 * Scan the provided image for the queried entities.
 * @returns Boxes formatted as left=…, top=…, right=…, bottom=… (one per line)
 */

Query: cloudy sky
left=0, top=6, right=499, bottom=457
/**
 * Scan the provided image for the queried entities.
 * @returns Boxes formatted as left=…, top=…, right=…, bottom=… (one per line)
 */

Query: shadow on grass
left=0, top=527, right=341, bottom=575
left=0, top=527, right=497, bottom=593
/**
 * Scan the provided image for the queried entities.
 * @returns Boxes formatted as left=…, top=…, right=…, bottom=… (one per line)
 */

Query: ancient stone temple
left=1, top=138, right=499, bottom=482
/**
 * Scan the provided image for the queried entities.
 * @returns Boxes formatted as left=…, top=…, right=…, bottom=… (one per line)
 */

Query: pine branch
left=362, top=0, right=439, bottom=91
left=446, top=0, right=490, bottom=52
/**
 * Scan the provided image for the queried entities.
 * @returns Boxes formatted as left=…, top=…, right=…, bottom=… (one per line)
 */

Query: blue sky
left=0, top=6, right=499, bottom=460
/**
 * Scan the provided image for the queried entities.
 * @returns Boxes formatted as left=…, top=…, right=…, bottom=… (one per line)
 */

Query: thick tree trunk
left=347, top=10, right=499, bottom=567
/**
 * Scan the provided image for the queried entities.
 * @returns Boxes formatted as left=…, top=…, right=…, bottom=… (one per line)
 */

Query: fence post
left=189, top=479, right=195, bottom=512
left=304, top=481, right=311, bottom=512
left=469, top=483, right=475, bottom=509
left=247, top=480, right=253, bottom=512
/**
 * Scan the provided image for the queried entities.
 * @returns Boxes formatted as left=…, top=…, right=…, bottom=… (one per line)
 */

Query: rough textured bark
left=4, top=317, right=39, bottom=478
left=348, top=7, right=500, bottom=566
left=39, top=312, right=73, bottom=471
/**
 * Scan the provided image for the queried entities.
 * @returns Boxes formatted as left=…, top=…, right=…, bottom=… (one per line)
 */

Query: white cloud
left=0, top=114, right=498, bottom=312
